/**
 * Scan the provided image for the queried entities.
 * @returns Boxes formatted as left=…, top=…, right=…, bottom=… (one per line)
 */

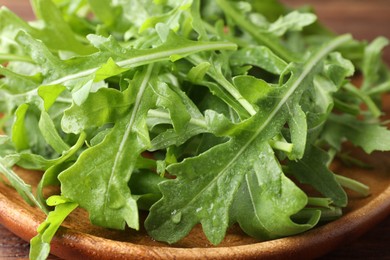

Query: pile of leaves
left=1, top=0, right=390, bottom=259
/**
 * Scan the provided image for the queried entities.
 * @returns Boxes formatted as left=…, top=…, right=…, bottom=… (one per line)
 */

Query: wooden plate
left=1, top=148, right=390, bottom=259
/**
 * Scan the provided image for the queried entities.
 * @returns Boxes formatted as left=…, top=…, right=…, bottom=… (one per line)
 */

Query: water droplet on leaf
left=171, top=210, right=182, bottom=224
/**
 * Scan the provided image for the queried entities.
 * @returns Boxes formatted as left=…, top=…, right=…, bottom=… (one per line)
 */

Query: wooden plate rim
left=1, top=172, right=390, bottom=259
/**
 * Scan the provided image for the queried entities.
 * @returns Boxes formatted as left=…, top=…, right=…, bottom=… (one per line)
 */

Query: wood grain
left=0, top=0, right=390, bottom=259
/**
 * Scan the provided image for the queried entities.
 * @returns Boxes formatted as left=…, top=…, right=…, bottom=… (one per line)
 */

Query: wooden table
left=0, top=0, right=389, bottom=259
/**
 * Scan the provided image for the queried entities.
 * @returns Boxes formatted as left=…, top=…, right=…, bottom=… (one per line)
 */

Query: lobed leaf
left=146, top=35, right=352, bottom=244
left=288, top=145, right=347, bottom=207
left=58, top=65, right=156, bottom=230
left=323, top=114, right=390, bottom=153
left=231, top=143, right=320, bottom=240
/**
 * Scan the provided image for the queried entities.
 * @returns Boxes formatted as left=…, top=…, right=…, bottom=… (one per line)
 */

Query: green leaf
left=324, top=52, right=354, bottom=87
left=342, top=83, right=381, bottom=118
left=0, top=158, right=46, bottom=211
left=187, top=62, right=210, bottom=83
left=88, top=0, right=161, bottom=34
left=38, top=85, right=67, bottom=112
left=190, top=0, right=209, bottom=40
left=231, top=143, right=320, bottom=240
left=11, top=103, right=30, bottom=151
left=58, top=65, right=155, bottom=230
left=361, top=37, right=389, bottom=90
left=30, top=0, right=93, bottom=54
left=148, top=81, right=208, bottom=150
left=232, top=75, right=272, bottom=106
left=15, top=31, right=65, bottom=82
left=146, top=35, right=351, bottom=244
left=0, top=7, right=34, bottom=58
left=129, top=170, right=164, bottom=210
left=146, top=135, right=271, bottom=244
left=87, top=0, right=120, bottom=28
left=36, top=132, right=86, bottom=206
left=0, top=65, right=41, bottom=94
left=187, top=54, right=256, bottom=118
left=38, top=111, right=70, bottom=154
left=215, top=0, right=296, bottom=62
left=303, top=75, right=339, bottom=143
left=323, top=114, right=390, bottom=153
left=250, top=0, right=286, bottom=22
left=288, top=145, right=347, bottom=207
left=152, top=82, right=192, bottom=133
left=139, top=0, right=192, bottom=33
left=62, top=87, right=132, bottom=134
left=286, top=102, right=307, bottom=160
left=94, top=58, right=129, bottom=82
left=16, top=30, right=236, bottom=92
left=29, top=199, right=78, bottom=260
left=230, top=46, right=288, bottom=75
left=16, top=132, right=86, bottom=172
left=268, top=11, right=317, bottom=37
left=0, top=66, right=43, bottom=114
left=0, top=136, right=16, bottom=160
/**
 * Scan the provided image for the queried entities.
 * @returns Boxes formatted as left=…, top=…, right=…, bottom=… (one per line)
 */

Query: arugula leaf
left=0, top=66, right=43, bottom=114
left=361, top=37, right=389, bottom=90
left=88, top=0, right=163, bottom=36
left=0, top=8, right=33, bottom=61
left=30, top=0, right=94, bottom=54
left=58, top=65, right=156, bottom=230
left=250, top=0, right=286, bottom=22
left=11, top=103, right=30, bottom=151
left=61, top=87, right=132, bottom=134
left=148, top=80, right=208, bottom=150
left=288, top=145, right=347, bottom=207
left=0, top=159, right=46, bottom=211
left=29, top=196, right=78, bottom=260
left=268, top=11, right=317, bottom=37
left=231, top=143, right=320, bottom=240
left=286, top=101, right=307, bottom=160
left=152, top=82, right=192, bottom=133
left=38, top=85, right=67, bottom=112
left=38, top=111, right=70, bottom=154
left=145, top=34, right=352, bottom=244
left=322, top=114, right=390, bottom=153
left=230, top=46, right=288, bottom=75
left=36, top=132, right=86, bottom=207
left=215, top=0, right=296, bottom=62
left=15, top=29, right=236, bottom=91
left=232, top=75, right=273, bottom=107
left=187, top=54, right=257, bottom=118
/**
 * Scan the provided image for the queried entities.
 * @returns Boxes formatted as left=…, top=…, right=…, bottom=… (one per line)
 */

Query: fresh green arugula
left=1, top=0, right=390, bottom=259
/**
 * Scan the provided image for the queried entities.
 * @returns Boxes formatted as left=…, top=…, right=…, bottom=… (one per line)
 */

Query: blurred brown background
left=282, top=0, right=390, bottom=63
left=0, top=0, right=389, bottom=259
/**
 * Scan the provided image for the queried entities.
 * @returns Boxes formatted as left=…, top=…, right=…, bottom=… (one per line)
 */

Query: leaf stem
left=269, top=139, right=293, bottom=153
left=334, top=174, right=370, bottom=196
left=215, top=0, right=296, bottom=62
left=293, top=207, right=342, bottom=222
left=47, top=41, right=237, bottom=86
left=307, top=197, right=333, bottom=208
left=366, top=80, right=390, bottom=96
left=187, top=55, right=257, bottom=117
left=0, top=53, right=34, bottom=63
left=342, top=83, right=381, bottom=118
left=147, top=109, right=208, bottom=129
left=0, top=161, right=47, bottom=212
